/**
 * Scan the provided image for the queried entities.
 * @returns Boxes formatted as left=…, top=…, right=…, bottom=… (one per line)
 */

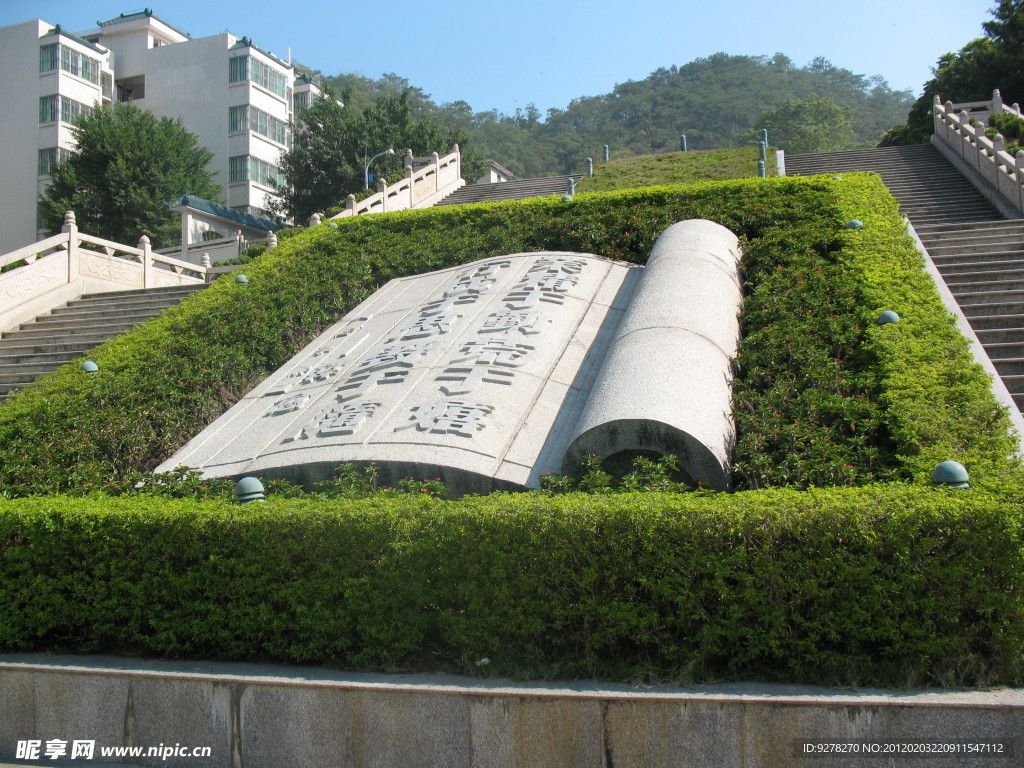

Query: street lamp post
left=364, top=148, right=396, bottom=189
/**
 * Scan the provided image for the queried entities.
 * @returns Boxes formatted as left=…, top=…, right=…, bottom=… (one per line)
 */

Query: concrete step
left=942, top=266, right=1024, bottom=284
left=0, top=283, right=207, bottom=397
left=0, top=349, right=93, bottom=366
left=931, top=251, right=1024, bottom=269
left=47, top=296, right=190, bottom=317
left=21, top=312, right=165, bottom=333
left=960, top=302, right=1024, bottom=318
left=951, top=287, right=1024, bottom=306
left=436, top=175, right=580, bottom=206
left=973, top=328, right=1024, bottom=343
left=0, top=367, right=62, bottom=385
left=948, top=277, right=1024, bottom=294
left=77, top=284, right=206, bottom=300
left=959, top=312, right=1024, bottom=330
left=4, top=321, right=146, bottom=340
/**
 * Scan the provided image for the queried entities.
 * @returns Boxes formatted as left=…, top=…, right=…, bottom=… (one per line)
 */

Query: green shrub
left=0, top=176, right=1014, bottom=495
left=1, top=486, right=1021, bottom=687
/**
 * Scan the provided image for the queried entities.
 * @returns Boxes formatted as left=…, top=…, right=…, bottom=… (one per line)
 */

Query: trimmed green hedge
left=2, top=487, right=1022, bottom=687
left=0, top=175, right=1015, bottom=494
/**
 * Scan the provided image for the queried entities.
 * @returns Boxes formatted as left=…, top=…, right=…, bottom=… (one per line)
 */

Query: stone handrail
left=330, top=145, right=465, bottom=219
left=932, top=89, right=1024, bottom=217
left=0, top=211, right=209, bottom=333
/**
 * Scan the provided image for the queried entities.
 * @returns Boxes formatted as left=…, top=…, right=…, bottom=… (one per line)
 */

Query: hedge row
left=2, top=487, right=1022, bottom=687
left=0, top=176, right=1014, bottom=494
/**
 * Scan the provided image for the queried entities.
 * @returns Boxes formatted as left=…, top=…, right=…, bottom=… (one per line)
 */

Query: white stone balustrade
left=330, top=145, right=465, bottom=220
left=0, top=211, right=208, bottom=333
left=932, top=89, right=1024, bottom=217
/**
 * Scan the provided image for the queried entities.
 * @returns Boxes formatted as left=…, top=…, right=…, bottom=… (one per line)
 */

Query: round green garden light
left=932, top=460, right=969, bottom=489
left=845, top=220, right=864, bottom=230
left=80, top=360, right=99, bottom=373
left=235, top=476, right=265, bottom=503
left=234, top=274, right=250, bottom=284
left=877, top=310, right=900, bottom=325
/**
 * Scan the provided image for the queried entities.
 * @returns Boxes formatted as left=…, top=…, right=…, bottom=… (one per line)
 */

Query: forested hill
left=323, top=53, right=915, bottom=178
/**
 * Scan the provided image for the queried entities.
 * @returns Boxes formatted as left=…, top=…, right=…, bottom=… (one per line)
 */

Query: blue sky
left=0, top=0, right=998, bottom=117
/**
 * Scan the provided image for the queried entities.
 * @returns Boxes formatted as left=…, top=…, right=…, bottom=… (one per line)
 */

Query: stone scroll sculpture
left=158, top=219, right=742, bottom=495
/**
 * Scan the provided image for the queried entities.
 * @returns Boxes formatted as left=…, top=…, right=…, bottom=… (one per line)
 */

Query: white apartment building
left=0, top=9, right=319, bottom=251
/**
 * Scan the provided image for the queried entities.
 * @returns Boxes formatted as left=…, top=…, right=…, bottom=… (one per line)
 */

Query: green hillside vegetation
left=325, top=53, right=914, bottom=177
left=576, top=148, right=777, bottom=193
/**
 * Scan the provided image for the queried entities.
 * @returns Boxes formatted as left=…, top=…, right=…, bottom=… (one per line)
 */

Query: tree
left=40, top=103, right=220, bottom=248
left=278, top=89, right=484, bottom=221
left=882, top=1, right=1024, bottom=145
left=756, top=94, right=858, bottom=154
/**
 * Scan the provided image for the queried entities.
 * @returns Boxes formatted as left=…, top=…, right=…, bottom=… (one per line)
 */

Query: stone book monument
left=158, top=219, right=742, bottom=495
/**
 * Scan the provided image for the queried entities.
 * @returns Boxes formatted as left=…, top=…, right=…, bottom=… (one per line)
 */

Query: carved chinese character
left=396, top=399, right=494, bottom=438
left=266, top=393, right=310, bottom=416
left=388, top=312, right=460, bottom=341
left=352, top=341, right=432, bottom=373
left=299, top=362, right=342, bottom=385
left=452, top=339, right=535, bottom=367
left=504, top=274, right=579, bottom=309
left=479, top=308, right=545, bottom=335
left=528, top=256, right=587, bottom=275
left=437, top=365, right=514, bottom=396
left=288, top=401, right=381, bottom=440
left=334, top=315, right=371, bottom=339
left=436, top=339, right=534, bottom=395
left=336, top=369, right=408, bottom=401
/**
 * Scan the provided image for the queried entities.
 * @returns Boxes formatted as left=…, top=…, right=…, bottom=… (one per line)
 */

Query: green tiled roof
left=165, top=193, right=282, bottom=232
left=96, top=9, right=191, bottom=39
left=44, top=25, right=107, bottom=55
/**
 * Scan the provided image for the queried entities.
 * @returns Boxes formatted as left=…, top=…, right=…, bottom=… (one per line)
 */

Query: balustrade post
left=267, top=230, right=278, bottom=249
left=346, top=194, right=356, bottom=215
left=406, top=166, right=414, bottom=208
left=62, top=210, right=78, bottom=283
left=201, top=253, right=211, bottom=268
left=1016, top=150, right=1024, bottom=214
left=994, top=133, right=1007, bottom=153
left=452, top=143, right=460, bottom=181
left=404, top=148, right=413, bottom=170
left=431, top=152, right=440, bottom=194
left=377, top=178, right=387, bottom=212
left=993, top=89, right=1004, bottom=115
left=139, top=235, right=152, bottom=288
left=309, top=212, right=322, bottom=227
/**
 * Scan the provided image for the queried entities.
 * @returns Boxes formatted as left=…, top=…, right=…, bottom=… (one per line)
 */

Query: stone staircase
left=786, top=143, right=1024, bottom=411
left=0, top=284, right=206, bottom=398
left=435, top=175, right=581, bottom=206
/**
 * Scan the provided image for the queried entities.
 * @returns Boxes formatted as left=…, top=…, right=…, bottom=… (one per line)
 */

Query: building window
left=39, top=94, right=58, bottom=123
left=229, top=105, right=288, bottom=145
left=39, top=43, right=58, bottom=72
left=293, top=91, right=311, bottom=114
left=102, top=72, right=113, bottom=101
left=60, top=95, right=93, bottom=124
left=38, top=147, right=72, bottom=176
left=229, top=154, right=285, bottom=188
left=228, top=55, right=287, bottom=98
left=58, top=44, right=101, bottom=85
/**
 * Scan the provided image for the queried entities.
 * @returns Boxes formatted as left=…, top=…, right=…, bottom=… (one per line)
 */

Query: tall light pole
left=364, top=148, right=395, bottom=189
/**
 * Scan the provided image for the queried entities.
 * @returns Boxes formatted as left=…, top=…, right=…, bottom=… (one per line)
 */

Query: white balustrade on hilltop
left=0, top=211, right=209, bottom=333
left=330, top=145, right=465, bottom=219
left=932, top=89, right=1024, bottom=218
